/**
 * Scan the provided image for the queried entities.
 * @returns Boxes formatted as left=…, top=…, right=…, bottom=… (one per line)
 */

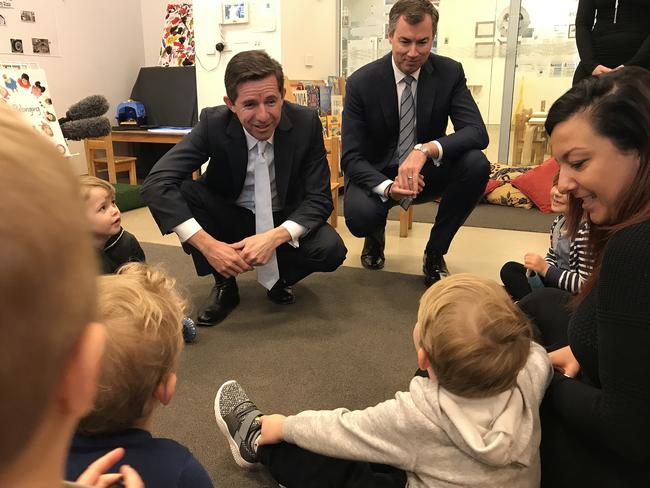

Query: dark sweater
left=575, top=0, right=650, bottom=82
left=100, top=228, right=145, bottom=274
left=66, top=429, right=213, bottom=488
left=541, top=218, right=650, bottom=486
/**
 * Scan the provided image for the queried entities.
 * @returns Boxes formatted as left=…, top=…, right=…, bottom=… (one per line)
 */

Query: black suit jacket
left=341, top=53, right=489, bottom=190
left=141, top=102, right=332, bottom=236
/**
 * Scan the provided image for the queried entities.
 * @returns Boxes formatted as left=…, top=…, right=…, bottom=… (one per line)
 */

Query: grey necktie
left=397, top=75, right=416, bottom=166
left=254, top=141, right=280, bottom=290
left=397, top=75, right=416, bottom=209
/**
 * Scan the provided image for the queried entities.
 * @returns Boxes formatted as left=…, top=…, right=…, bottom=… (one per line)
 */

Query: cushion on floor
left=511, top=157, right=559, bottom=213
left=114, top=183, right=146, bottom=212
left=484, top=163, right=533, bottom=209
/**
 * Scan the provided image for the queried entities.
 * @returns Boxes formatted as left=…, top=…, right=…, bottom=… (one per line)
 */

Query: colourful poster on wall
left=159, top=3, right=195, bottom=67
left=0, top=66, right=70, bottom=155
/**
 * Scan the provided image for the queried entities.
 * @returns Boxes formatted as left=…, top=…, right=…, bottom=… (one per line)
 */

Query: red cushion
left=484, top=179, right=504, bottom=196
left=511, top=157, right=560, bottom=212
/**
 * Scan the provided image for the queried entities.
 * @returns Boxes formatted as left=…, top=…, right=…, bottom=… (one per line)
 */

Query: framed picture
left=568, top=24, right=576, bottom=38
left=474, top=42, right=494, bottom=58
left=475, top=21, right=495, bottom=38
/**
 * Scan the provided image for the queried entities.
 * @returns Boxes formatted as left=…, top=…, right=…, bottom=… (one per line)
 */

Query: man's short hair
left=78, top=263, right=186, bottom=435
left=224, top=49, right=284, bottom=102
left=0, top=103, right=97, bottom=471
left=388, top=0, right=439, bottom=36
left=79, top=175, right=115, bottom=201
left=416, top=274, right=532, bottom=398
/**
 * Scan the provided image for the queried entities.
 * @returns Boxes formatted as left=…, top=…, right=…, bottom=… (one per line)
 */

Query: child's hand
left=76, top=447, right=144, bottom=488
left=548, top=346, right=581, bottom=378
left=524, top=253, right=550, bottom=277
left=258, top=414, right=287, bottom=446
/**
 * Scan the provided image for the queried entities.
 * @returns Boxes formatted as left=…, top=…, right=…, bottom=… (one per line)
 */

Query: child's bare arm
left=258, top=414, right=287, bottom=445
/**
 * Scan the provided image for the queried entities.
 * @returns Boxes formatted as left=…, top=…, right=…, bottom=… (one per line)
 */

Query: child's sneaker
left=182, top=316, right=197, bottom=343
left=215, top=380, right=262, bottom=468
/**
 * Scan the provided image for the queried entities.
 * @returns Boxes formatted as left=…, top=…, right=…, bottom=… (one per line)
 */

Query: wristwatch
left=413, top=143, right=429, bottom=158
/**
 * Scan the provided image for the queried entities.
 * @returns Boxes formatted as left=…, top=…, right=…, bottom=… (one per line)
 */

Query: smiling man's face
left=225, top=75, right=284, bottom=140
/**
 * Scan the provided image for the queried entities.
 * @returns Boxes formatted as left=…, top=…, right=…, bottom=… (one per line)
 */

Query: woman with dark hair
left=573, top=0, right=650, bottom=85
left=522, top=66, right=650, bottom=486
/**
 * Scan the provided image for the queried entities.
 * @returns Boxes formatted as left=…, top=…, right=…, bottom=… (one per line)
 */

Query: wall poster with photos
left=0, top=0, right=61, bottom=56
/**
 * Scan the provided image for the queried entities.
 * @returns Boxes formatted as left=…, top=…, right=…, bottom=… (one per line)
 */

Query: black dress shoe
left=423, top=250, right=449, bottom=287
left=267, top=279, right=295, bottom=305
left=196, top=279, right=240, bottom=326
left=360, top=227, right=385, bottom=270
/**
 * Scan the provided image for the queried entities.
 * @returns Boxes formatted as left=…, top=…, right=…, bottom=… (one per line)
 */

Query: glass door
left=435, top=0, right=505, bottom=166
left=499, top=0, right=579, bottom=164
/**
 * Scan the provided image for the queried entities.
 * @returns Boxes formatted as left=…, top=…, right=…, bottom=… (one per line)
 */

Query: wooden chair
left=84, top=133, right=137, bottom=184
left=324, top=135, right=341, bottom=228
left=399, top=206, right=414, bottom=237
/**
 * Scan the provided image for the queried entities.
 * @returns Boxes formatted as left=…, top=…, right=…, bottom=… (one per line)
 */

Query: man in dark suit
left=142, top=50, right=347, bottom=326
left=342, top=0, right=490, bottom=286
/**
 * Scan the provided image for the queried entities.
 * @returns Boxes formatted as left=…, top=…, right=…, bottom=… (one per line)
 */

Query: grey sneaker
left=215, top=380, right=263, bottom=468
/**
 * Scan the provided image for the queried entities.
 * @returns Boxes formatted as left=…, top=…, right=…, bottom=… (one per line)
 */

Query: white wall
left=193, top=0, right=337, bottom=111
left=280, top=0, right=337, bottom=81
left=193, top=0, right=282, bottom=110
left=3, top=0, right=145, bottom=174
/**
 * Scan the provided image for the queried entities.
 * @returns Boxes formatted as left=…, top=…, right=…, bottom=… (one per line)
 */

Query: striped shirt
left=544, top=215, right=592, bottom=293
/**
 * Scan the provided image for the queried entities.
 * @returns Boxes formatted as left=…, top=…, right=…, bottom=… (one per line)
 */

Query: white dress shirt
left=173, top=128, right=306, bottom=246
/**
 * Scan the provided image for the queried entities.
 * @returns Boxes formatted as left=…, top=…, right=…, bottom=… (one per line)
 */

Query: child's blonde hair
left=0, top=103, right=97, bottom=470
left=79, top=175, right=115, bottom=201
left=417, top=274, right=532, bottom=398
left=78, top=263, right=186, bottom=434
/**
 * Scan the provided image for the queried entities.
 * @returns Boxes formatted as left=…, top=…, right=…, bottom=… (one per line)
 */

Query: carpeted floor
left=144, top=243, right=424, bottom=487
left=339, top=196, right=556, bottom=233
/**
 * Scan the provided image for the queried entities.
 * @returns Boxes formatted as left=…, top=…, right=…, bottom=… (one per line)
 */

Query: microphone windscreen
left=60, top=117, right=111, bottom=140
left=65, top=95, right=109, bottom=121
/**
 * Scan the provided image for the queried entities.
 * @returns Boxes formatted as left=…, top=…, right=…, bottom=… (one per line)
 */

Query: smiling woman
left=519, top=66, right=650, bottom=487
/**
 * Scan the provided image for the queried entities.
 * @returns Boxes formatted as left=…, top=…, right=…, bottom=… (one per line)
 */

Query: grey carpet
left=339, top=196, right=556, bottom=233
left=144, top=243, right=423, bottom=487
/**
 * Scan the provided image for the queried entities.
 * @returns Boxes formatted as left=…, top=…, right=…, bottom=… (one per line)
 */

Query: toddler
left=66, top=263, right=211, bottom=487
left=501, top=174, right=591, bottom=300
left=216, top=274, right=552, bottom=487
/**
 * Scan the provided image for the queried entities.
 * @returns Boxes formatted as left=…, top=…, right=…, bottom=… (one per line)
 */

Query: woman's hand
left=592, top=64, right=613, bottom=76
left=549, top=346, right=581, bottom=378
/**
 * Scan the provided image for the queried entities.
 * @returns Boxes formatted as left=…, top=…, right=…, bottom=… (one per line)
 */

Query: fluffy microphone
left=58, top=95, right=109, bottom=124
left=60, top=116, right=111, bottom=140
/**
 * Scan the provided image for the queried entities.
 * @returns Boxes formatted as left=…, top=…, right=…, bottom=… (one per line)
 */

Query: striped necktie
left=397, top=75, right=416, bottom=166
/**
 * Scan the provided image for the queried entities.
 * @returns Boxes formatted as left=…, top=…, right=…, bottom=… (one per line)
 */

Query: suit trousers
left=180, top=179, right=347, bottom=284
left=258, top=442, right=407, bottom=488
left=344, top=149, right=489, bottom=254
left=517, top=287, right=572, bottom=352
